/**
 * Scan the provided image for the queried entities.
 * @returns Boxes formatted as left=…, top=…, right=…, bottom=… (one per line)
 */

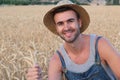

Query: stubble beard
left=59, top=28, right=80, bottom=43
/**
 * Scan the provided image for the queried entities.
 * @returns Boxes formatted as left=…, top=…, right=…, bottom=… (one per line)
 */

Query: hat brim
left=43, top=4, right=90, bottom=35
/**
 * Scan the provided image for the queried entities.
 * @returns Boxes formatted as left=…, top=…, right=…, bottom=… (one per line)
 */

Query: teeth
left=65, top=31, right=71, bottom=33
left=64, top=30, right=73, bottom=33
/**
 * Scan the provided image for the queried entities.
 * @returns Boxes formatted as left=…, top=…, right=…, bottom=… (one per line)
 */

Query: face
left=54, top=10, right=82, bottom=43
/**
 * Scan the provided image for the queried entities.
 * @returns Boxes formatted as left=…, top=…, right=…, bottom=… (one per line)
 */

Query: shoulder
left=97, top=36, right=120, bottom=78
left=96, top=35, right=119, bottom=61
left=96, top=35, right=113, bottom=52
left=49, top=51, right=62, bottom=71
left=48, top=52, right=63, bottom=79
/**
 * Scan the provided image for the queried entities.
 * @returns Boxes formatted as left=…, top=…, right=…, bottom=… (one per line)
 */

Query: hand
left=26, top=64, right=42, bottom=80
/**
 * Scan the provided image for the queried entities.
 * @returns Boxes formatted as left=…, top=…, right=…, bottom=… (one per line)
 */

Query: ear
left=78, top=19, right=82, bottom=28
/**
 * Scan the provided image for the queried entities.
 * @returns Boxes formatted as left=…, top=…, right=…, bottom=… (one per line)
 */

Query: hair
left=52, top=6, right=80, bottom=20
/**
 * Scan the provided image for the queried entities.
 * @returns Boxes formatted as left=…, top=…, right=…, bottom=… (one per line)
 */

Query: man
left=26, top=0, right=120, bottom=80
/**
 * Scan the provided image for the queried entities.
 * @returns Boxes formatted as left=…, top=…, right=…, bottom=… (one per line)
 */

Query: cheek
left=56, top=27, right=63, bottom=35
left=55, top=26, right=60, bottom=33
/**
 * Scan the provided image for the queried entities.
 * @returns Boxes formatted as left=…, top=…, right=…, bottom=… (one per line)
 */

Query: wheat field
left=0, top=5, right=120, bottom=80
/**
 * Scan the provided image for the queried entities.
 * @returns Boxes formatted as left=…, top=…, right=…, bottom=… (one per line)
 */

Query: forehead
left=54, top=10, right=77, bottom=22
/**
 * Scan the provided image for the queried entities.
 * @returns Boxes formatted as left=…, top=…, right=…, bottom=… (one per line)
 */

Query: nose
left=64, top=22, right=70, bottom=30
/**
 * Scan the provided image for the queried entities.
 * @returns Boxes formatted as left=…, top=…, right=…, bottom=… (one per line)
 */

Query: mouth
left=63, top=29, right=74, bottom=37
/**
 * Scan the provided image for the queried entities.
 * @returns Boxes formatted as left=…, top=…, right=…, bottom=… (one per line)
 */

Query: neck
left=64, top=34, right=85, bottom=54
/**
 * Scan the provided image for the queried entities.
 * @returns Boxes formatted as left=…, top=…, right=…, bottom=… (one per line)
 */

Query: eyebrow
left=67, top=18, right=75, bottom=22
left=56, top=18, right=75, bottom=23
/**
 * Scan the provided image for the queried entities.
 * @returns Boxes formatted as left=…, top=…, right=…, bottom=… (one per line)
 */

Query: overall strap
left=56, top=50, right=67, bottom=73
left=95, top=36, right=102, bottom=64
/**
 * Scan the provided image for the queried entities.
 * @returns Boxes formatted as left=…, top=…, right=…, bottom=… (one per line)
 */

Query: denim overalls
left=57, top=36, right=116, bottom=80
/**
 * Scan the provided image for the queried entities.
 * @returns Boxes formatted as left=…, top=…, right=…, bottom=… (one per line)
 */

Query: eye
left=56, top=22, right=64, bottom=27
left=68, top=18, right=75, bottom=23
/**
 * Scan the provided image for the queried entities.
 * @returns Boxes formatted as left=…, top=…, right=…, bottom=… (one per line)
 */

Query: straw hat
left=43, top=0, right=90, bottom=35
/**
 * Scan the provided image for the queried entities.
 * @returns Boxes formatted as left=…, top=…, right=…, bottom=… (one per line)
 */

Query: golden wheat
left=0, top=5, right=120, bottom=80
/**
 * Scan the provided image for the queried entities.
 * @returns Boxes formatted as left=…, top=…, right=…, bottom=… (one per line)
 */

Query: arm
left=98, top=37, right=120, bottom=79
left=48, top=53, right=63, bottom=80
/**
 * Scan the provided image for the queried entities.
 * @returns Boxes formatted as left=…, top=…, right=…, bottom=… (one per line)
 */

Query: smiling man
left=26, top=0, right=120, bottom=80
left=54, top=10, right=81, bottom=43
